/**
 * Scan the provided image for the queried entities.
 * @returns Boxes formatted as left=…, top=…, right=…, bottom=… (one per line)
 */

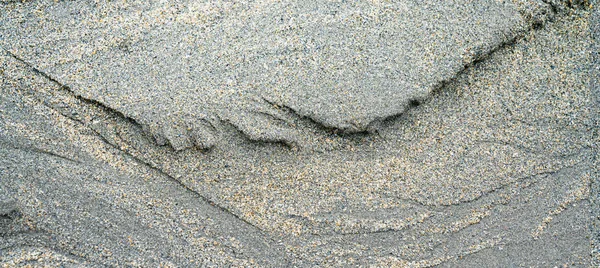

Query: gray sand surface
left=1, top=0, right=598, bottom=267
left=0, top=0, right=558, bottom=149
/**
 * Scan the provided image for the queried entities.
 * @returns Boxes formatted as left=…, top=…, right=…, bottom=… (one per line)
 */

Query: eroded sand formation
left=1, top=0, right=598, bottom=266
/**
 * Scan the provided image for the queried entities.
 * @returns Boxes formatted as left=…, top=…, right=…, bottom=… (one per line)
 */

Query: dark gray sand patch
left=0, top=0, right=552, bottom=150
left=0, top=247, right=96, bottom=267
left=589, top=0, right=600, bottom=265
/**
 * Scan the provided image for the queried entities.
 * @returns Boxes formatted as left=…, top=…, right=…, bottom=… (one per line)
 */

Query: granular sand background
left=0, top=1, right=597, bottom=267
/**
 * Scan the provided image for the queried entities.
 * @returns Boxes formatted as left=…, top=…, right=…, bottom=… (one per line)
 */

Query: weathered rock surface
left=0, top=0, right=597, bottom=266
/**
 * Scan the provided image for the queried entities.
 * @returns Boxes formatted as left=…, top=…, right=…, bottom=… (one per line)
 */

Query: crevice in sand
left=0, top=141, right=81, bottom=164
